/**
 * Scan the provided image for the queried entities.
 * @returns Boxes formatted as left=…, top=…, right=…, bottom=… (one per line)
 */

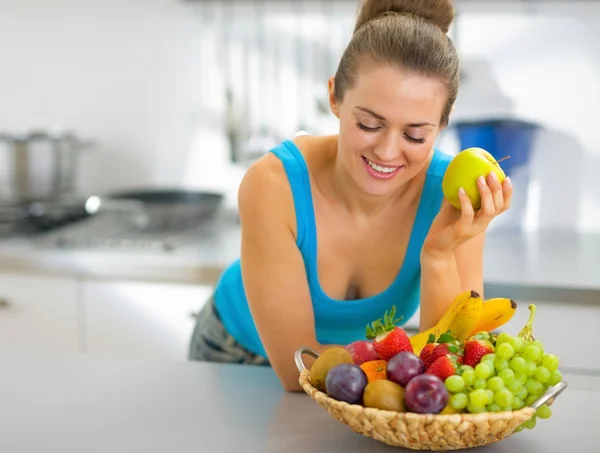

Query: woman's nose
left=373, top=133, right=401, bottom=162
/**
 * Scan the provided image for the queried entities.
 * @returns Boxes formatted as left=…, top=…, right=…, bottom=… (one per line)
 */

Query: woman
left=188, top=0, right=512, bottom=392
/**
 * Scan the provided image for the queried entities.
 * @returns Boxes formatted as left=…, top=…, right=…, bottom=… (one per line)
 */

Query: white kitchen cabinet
left=0, top=272, right=79, bottom=353
left=495, top=300, right=600, bottom=372
left=81, top=280, right=212, bottom=361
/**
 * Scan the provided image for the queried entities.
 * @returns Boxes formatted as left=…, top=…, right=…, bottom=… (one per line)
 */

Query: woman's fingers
left=455, top=187, right=475, bottom=239
left=487, top=172, right=505, bottom=212
left=502, top=177, right=513, bottom=212
left=478, top=175, right=496, bottom=220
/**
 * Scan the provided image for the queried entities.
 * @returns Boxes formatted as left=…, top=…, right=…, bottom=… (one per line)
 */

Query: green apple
left=442, top=147, right=507, bottom=210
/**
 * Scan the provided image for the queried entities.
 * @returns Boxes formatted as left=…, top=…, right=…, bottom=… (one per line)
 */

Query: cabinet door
left=0, top=272, right=79, bottom=353
left=82, top=280, right=212, bottom=361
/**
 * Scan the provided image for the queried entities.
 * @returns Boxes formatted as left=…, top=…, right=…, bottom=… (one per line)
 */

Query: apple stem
left=495, top=156, right=510, bottom=165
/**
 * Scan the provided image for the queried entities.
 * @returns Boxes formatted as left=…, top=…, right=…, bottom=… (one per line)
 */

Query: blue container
left=453, top=119, right=541, bottom=176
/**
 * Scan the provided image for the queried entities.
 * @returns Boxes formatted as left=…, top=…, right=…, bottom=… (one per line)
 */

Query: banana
left=468, top=297, right=517, bottom=336
left=409, top=290, right=482, bottom=355
left=448, top=293, right=483, bottom=340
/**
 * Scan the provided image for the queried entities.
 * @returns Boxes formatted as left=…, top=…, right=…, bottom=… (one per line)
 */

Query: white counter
left=0, top=220, right=599, bottom=291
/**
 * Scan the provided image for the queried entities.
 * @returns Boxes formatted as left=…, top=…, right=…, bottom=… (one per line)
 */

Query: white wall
left=0, top=0, right=598, bottom=231
left=450, top=11, right=600, bottom=233
left=0, top=0, right=243, bottom=207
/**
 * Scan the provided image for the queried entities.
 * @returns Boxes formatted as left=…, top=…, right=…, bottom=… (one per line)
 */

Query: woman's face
left=329, top=64, right=448, bottom=197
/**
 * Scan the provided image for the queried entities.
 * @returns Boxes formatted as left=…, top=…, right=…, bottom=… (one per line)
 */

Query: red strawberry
left=420, top=343, right=437, bottom=368
left=365, top=305, right=413, bottom=361
left=433, top=343, right=463, bottom=365
left=426, top=355, right=459, bottom=381
left=420, top=331, right=464, bottom=368
left=463, top=338, right=494, bottom=368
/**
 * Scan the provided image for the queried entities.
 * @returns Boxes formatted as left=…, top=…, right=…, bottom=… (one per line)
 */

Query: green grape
left=526, top=362, right=537, bottom=377
left=482, top=353, right=496, bottom=363
left=469, top=389, right=489, bottom=408
left=496, top=342, right=514, bottom=360
left=534, top=366, right=550, bottom=384
left=498, top=368, right=515, bottom=383
left=523, top=344, right=542, bottom=363
left=524, top=416, right=537, bottom=429
left=474, top=378, right=487, bottom=389
left=515, top=386, right=528, bottom=401
left=487, top=403, right=503, bottom=412
left=450, top=392, right=468, bottom=409
left=525, top=379, right=544, bottom=396
left=459, top=365, right=474, bottom=374
left=510, top=357, right=528, bottom=375
left=486, top=389, right=495, bottom=404
left=536, top=403, right=552, bottom=419
left=542, top=354, right=559, bottom=372
left=548, top=370, right=563, bottom=386
left=513, top=374, right=527, bottom=387
left=525, top=394, right=539, bottom=406
left=509, top=336, right=524, bottom=352
left=507, top=380, right=522, bottom=393
left=532, top=340, right=545, bottom=355
left=494, top=388, right=514, bottom=407
left=467, top=402, right=485, bottom=413
left=496, top=331, right=512, bottom=344
left=475, top=362, right=493, bottom=379
left=495, top=358, right=509, bottom=372
left=512, top=396, right=525, bottom=410
left=462, top=369, right=475, bottom=387
left=445, top=375, right=466, bottom=393
left=487, top=376, right=505, bottom=391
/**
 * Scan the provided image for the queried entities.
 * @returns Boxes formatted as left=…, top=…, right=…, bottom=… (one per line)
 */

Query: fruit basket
left=293, top=294, right=568, bottom=451
left=295, top=347, right=567, bottom=450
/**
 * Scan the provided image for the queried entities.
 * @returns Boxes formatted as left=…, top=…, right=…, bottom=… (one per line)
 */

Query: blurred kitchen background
left=0, top=1, right=598, bottom=373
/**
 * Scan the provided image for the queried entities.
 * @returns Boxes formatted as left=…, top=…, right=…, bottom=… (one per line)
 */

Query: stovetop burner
left=0, top=197, right=90, bottom=237
left=34, top=212, right=224, bottom=252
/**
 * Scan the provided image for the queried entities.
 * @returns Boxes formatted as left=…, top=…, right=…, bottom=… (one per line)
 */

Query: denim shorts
left=187, top=293, right=270, bottom=367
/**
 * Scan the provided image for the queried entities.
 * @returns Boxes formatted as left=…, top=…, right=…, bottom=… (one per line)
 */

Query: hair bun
left=354, top=0, right=454, bottom=34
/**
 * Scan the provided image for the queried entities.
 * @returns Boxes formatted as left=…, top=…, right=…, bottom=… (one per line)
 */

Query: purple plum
left=386, top=351, right=426, bottom=387
left=404, top=374, right=449, bottom=414
left=325, top=364, right=368, bottom=405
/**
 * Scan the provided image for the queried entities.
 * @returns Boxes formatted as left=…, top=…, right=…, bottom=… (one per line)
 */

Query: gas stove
left=33, top=214, right=209, bottom=252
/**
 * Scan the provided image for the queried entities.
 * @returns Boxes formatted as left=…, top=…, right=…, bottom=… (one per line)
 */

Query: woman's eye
left=405, top=134, right=425, bottom=144
left=356, top=122, right=380, bottom=133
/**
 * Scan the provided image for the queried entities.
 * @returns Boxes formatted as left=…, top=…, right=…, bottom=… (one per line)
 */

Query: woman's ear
left=328, top=76, right=339, bottom=118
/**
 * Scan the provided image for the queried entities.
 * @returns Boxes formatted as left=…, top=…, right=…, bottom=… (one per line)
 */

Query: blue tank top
left=213, top=139, right=452, bottom=358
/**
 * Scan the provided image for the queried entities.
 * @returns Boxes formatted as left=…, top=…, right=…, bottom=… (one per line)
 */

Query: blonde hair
left=334, top=0, right=459, bottom=126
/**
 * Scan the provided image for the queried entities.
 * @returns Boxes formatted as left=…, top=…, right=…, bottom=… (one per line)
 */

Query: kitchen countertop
left=0, top=214, right=599, bottom=294
left=0, top=349, right=596, bottom=453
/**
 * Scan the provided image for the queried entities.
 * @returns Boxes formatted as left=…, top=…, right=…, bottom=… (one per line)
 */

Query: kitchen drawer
left=0, top=272, right=79, bottom=353
left=82, top=279, right=212, bottom=361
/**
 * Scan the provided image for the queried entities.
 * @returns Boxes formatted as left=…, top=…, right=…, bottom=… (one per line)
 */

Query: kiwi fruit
left=309, top=347, right=354, bottom=392
left=363, top=379, right=406, bottom=412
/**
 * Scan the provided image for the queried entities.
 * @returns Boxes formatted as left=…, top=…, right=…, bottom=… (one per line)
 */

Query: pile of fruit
left=309, top=290, right=562, bottom=432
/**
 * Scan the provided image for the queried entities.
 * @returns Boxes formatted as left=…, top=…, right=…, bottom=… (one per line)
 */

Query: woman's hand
left=424, top=172, right=512, bottom=256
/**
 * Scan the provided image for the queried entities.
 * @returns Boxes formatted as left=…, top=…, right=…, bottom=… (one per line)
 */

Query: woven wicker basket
left=295, top=347, right=568, bottom=451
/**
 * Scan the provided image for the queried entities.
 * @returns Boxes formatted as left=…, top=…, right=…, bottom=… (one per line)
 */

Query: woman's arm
left=238, top=156, right=339, bottom=392
left=419, top=234, right=485, bottom=330
left=419, top=172, right=511, bottom=331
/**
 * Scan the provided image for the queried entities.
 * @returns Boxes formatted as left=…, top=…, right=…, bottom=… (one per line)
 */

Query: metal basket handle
left=295, top=347, right=320, bottom=373
left=530, top=379, right=568, bottom=410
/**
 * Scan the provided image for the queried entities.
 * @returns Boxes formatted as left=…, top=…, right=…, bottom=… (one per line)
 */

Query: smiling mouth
left=362, top=156, right=402, bottom=174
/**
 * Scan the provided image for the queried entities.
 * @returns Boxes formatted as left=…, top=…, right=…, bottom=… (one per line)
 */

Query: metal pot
left=0, top=130, right=93, bottom=204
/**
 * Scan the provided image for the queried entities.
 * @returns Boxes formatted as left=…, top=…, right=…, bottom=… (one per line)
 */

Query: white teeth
left=366, top=158, right=398, bottom=174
